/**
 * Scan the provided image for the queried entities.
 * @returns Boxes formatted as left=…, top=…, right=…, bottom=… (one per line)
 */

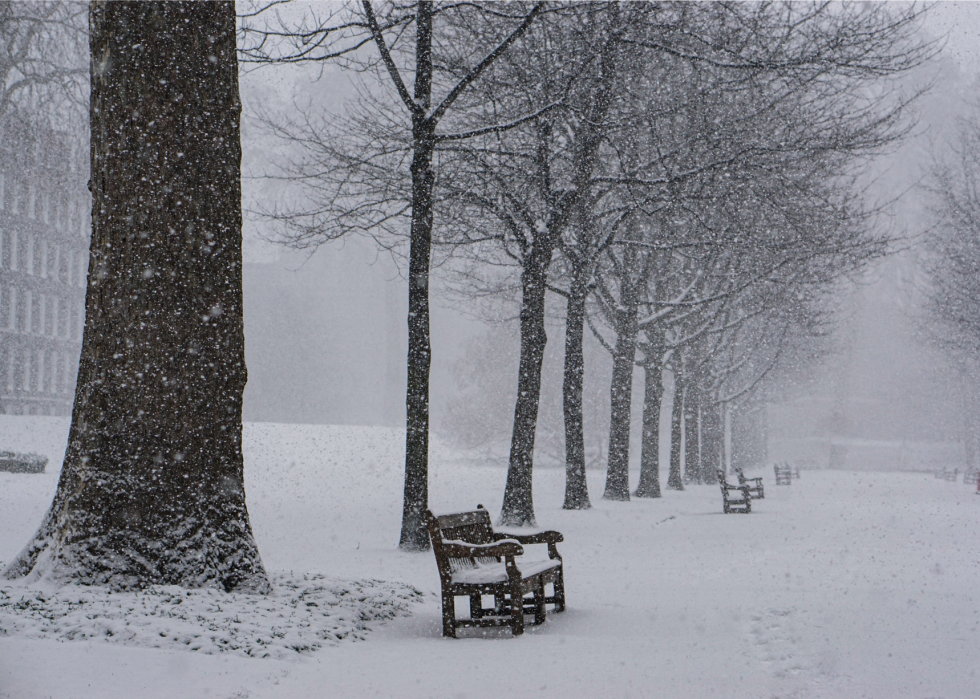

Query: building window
left=7, top=286, right=15, bottom=331
left=25, top=235, right=34, bottom=276
left=7, top=348, right=15, bottom=393
left=24, top=290, right=32, bottom=333
left=37, top=350, right=45, bottom=394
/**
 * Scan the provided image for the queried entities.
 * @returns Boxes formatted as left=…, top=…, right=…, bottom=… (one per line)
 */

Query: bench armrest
left=493, top=530, right=563, bottom=545
left=441, top=539, right=524, bottom=558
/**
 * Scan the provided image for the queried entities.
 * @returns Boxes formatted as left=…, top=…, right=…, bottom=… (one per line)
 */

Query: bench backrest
left=426, top=505, right=501, bottom=581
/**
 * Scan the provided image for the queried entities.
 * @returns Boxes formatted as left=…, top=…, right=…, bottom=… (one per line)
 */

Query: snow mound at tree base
left=0, top=573, right=426, bottom=659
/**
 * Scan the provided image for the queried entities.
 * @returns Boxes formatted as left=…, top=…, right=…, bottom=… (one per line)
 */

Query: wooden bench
left=426, top=505, right=565, bottom=637
left=716, top=470, right=752, bottom=513
left=774, top=464, right=792, bottom=485
left=735, top=468, right=764, bottom=499
left=0, top=452, right=46, bottom=473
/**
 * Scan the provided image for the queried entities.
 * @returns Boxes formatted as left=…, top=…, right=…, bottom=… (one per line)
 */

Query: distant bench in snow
left=0, top=452, right=46, bottom=474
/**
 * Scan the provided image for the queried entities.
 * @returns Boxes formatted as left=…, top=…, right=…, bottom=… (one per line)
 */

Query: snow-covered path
left=1, top=418, right=977, bottom=698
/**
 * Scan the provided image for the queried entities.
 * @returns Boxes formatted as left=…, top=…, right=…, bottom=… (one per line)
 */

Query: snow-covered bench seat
left=716, top=470, right=752, bottom=514
left=425, top=505, right=565, bottom=637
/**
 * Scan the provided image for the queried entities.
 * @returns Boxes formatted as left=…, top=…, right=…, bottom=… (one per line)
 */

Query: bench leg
left=469, top=592, right=483, bottom=619
left=510, top=583, right=524, bottom=636
left=553, top=568, right=566, bottom=612
left=442, top=591, right=457, bottom=638
left=533, top=579, right=546, bottom=625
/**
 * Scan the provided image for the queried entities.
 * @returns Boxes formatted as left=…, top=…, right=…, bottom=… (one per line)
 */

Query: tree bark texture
left=634, top=354, right=664, bottom=498
left=562, top=280, right=591, bottom=509
left=684, top=389, right=701, bottom=484
left=501, top=253, right=551, bottom=526
left=603, top=281, right=640, bottom=501
left=398, top=2, right=435, bottom=552
left=701, top=400, right=722, bottom=484
left=4, top=2, right=270, bottom=592
left=667, top=367, right=684, bottom=490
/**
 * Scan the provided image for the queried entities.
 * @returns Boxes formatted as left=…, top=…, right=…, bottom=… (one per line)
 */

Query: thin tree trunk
left=667, top=366, right=684, bottom=490
left=603, top=294, right=639, bottom=501
left=701, top=399, right=721, bottom=484
left=562, top=277, right=591, bottom=509
left=398, top=3, right=435, bottom=551
left=501, top=251, right=551, bottom=526
left=4, top=1, right=269, bottom=591
left=684, top=387, right=701, bottom=484
left=634, top=351, right=664, bottom=498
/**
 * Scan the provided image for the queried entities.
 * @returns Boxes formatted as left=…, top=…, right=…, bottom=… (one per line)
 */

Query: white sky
left=923, top=1, right=980, bottom=73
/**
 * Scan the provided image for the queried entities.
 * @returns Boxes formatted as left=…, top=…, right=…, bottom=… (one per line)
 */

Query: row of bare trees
left=922, top=96, right=980, bottom=466
left=243, top=2, right=932, bottom=540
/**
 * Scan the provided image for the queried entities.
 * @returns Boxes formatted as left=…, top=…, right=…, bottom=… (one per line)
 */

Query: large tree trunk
left=562, top=277, right=591, bottom=509
left=4, top=2, right=269, bottom=592
left=667, top=365, right=684, bottom=490
left=634, top=350, right=664, bottom=498
left=684, top=387, right=701, bottom=484
left=501, top=249, right=552, bottom=526
left=398, top=2, right=435, bottom=552
left=603, top=293, right=639, bottom=501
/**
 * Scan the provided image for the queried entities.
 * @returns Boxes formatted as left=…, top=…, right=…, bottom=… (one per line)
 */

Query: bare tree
left=0, top=2, right=87, bottom=121
left=242, top=0, right=544, bottom=549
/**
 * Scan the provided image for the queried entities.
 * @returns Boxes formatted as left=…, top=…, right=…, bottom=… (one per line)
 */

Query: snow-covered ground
left=1, top=416, right=978, bottom=699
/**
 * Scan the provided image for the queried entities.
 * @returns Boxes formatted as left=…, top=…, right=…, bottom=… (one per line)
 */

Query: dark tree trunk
left=634, top=350, right=664, bottom=498
left=603, top=289, right=639, bottom=501
left=398, top=2, right=435, bottom=552
left=562, top=277, right=591, bottom=509
left=4, top=1, right=269, bottom=592
left=667, top=366, right=684, bottom=490
left=701, top=399, right=722, bottom=484
left=684, top=387, right=701, bottom=484
left=501, top=249, right=552, bottom=526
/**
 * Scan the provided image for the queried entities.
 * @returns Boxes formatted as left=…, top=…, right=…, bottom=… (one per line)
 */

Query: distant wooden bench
left=716, top=470, right=752, bottom=514
left=936, top=468, right=958, bottom=482
left=774, top=464, right=793, bottom=485
left=426, top=505, right=565, bottom=638
left=0, top=452, right=46, bottom=473
left=965, top=468, right=979, bottom=487
left=735, top=468, right=764, bottom=499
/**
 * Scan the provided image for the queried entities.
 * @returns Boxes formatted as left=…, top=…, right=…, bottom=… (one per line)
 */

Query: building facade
left=0, top=117, right=88, bottom=415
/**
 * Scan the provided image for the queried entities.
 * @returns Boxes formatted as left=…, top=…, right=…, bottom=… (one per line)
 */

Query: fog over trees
left=241, top=0, right=939, bottom=530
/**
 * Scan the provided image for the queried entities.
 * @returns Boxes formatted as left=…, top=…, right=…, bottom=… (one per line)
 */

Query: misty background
left=167, top=3, right=979, bottom=474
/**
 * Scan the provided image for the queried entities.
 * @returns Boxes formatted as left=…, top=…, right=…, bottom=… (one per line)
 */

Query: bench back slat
left=427, top=506, right=501, bottom=580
